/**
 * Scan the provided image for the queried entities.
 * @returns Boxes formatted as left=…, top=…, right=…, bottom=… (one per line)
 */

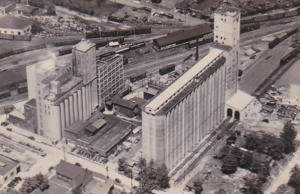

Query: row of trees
left=135, top=158, right=170, bottom=194
left=19, top=174, right=49, bottom=194
left=1, top=174, right=49, bottom=194
left=244, top=121, right=297, bottom=160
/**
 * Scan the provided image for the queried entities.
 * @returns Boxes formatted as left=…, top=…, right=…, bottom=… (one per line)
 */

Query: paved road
left=0, top=116, right=137, bottom=192
left=239, top=37, right=294, bottom=95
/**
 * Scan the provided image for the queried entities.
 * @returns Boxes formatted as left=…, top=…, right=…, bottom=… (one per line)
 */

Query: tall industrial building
left=26, top=40, right=98, bottom=141
left=96, top=54, right=125, bottom=105
left=142, top=4, right=240, bottom=169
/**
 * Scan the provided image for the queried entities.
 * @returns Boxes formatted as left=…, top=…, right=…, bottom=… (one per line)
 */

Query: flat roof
left=0, top=15, right=31, bottom=30
left=0, top=154, right=19, bottom=176
left=157, top=56, right=226, bottom=115
left=91, top=120, right=131, bottom=156
left=226, top=90, right=254, bottom=111
left=154, top=24, right=212, bottom=48
left=215, top=4, right=240, bottom=16
left=56, top=160, right=87, bottom=180
left=74, top=40, right=95, bottom=52
left=112, top=97, right=138, bottom=110
left=146, top=48, right=224, bottom=114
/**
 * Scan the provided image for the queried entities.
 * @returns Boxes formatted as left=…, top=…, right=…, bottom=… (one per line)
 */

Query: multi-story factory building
left=96, top=54, right=125, bottom=105
left=26, top=40, right=98, bottom=141
left=142, top=4, right=241, bottom=170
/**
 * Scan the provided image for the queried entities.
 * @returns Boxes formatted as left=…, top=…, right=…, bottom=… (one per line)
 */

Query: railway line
left=171, top=119, right=239, bottom=185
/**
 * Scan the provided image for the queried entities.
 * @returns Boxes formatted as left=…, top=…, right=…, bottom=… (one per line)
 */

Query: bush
left=193, top=180, right=203, bottom=194
left=221, top=153, right=238, bottom=175
left=288, top=166, right=300, bottom=188
left=280, top=121, right=297, bottom=154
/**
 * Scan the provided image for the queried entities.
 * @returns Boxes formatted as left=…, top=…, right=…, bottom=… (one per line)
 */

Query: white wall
left=0, top=25, right=31, bottom=35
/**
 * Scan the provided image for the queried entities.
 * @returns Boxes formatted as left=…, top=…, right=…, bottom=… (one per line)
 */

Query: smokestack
left=195, top=38, right=199, bottom=61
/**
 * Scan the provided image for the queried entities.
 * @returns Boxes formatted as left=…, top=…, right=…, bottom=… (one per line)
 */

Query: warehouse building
left=153, top=23, right=212, bottom=50
left=0, top=15, right=31, bottom=35
left=0, top=154, right=21, bottom=186
left=0, top=67, right=27, bottom=102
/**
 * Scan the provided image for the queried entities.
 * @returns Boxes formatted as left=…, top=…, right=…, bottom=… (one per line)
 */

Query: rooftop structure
left=215, top=3, right=241, bottom=16
left=146, top=48, right=224, bottom=114
left=85, top=119, right=107, bottom=135
left=74, top=40, right=96, bottom=52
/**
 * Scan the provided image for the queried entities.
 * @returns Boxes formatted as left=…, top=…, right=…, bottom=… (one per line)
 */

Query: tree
left=156, top=164, right=170, bottom=189
left=281, top=121, right=297, bottom=154
left=221, top=153, right=238, bottom=175
left=281, top=121, right=297, bottom=141
left=118, top=158, right=126, bottom=172
left=19, top=174, right=49, bottom=194
left=193, top=179, right=203, bottom=194
left=136, top=159, right=169, bottom=193
left=46, top=4, right=56, bottom=15
left=288, top=166, right=300, bottom=188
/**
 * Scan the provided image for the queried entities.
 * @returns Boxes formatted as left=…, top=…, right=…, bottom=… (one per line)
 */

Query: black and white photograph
left=0, top=0, right=300, bottom=193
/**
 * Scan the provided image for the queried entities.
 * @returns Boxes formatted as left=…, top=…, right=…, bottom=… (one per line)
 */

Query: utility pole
left=106, top=166, right=109, bottom=179
left=195, top=37, right=199, bottom=61
left=130, top=169, right=133, bottom=188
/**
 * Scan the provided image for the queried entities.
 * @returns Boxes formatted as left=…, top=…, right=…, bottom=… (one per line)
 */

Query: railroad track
left=172, top=119, right=239, bottom=185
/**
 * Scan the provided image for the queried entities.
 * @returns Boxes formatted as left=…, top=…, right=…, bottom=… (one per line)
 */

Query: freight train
left=159, top=64, right=175, bottom=75
left=85, top=27, right=151, bottom=38
left=96, top=42, right=146, bottom=60
left=268, top=28, right=297, bottom=49
left=129, top=71, right=147, bottom=83
left=241, top=7, right=300, bottom=24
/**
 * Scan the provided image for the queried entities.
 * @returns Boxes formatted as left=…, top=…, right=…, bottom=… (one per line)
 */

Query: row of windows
left=215, top=35, right=226, bottom=40
left=0, top=27, right=30, bottom=35
left=98, top=66, right=123, bottom=76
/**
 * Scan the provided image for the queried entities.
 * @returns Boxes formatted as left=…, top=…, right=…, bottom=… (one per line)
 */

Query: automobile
left=40, top=153, right=47, bottom=157
left=1, top=121, right=8, bottom=126
left=6, top=128, right=12, bottom=132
